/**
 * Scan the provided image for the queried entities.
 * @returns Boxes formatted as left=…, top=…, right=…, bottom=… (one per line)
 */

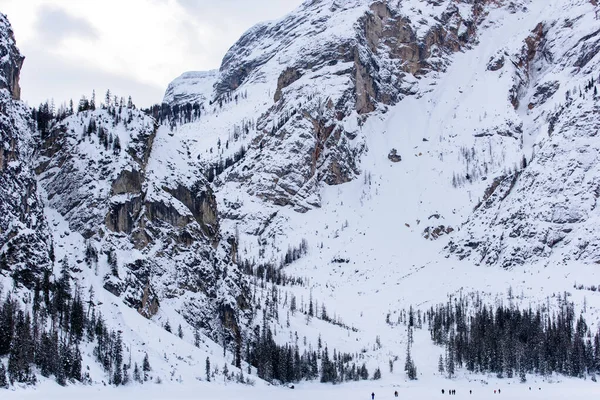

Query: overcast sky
left=0, top=0, right=304, bottom=108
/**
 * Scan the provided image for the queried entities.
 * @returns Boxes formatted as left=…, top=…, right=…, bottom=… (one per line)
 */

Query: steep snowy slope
left=449, top=0, right=600, bottom=267
left=0, top=14, right=51, bottom=285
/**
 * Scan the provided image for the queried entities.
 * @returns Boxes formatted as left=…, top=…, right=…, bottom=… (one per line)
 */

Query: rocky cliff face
left=34, top=104, right=249, bottom=343
left=208, top=0, right=485, bottom=210
left=162, top=0, right=504, bottom=262
left=158, top=5, right=494, bottom=272
left=0, top=14, right=23, bottom=100
left=0, top=14, right=50, bottom=287
left=163, top=0, right=600, bottom=272
left=447, top=1, right=600, bottom=267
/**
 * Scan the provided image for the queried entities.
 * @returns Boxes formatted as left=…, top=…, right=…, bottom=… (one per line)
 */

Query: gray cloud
left=35, top=5, right=98, bottom=44
left=173, top=0, right=303, bottom=67
left=3, top=0, right=304, bottom=108
left=19, top=42, right=164, bottom=109
left=176, top=0, right=303, bottom=26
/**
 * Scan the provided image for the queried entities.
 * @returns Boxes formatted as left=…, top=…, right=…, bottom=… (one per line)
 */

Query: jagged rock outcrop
left=0, top=14, right=23, bottom=100
left=509, top=22, right=549, bottom=109
left=0, top=14, right=50, bottom=287
left=274, top=67, right=302, bottom=102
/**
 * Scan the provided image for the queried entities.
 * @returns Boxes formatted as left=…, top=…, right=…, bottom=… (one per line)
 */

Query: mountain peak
left=0, top=13, right=24, bottom=100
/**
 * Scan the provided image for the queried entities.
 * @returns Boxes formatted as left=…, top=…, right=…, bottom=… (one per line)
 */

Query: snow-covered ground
left=5, top=376, right=599, bottom=400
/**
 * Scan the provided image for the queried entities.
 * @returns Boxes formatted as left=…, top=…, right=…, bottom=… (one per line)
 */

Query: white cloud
left=35, top=5, right=98, bottom=44
left=0, top=0, right=304, bottom=107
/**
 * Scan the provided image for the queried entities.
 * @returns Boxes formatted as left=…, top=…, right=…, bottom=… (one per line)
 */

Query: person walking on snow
left=371, top=392, right=375, bottom=400
left=394, top=390, right=398, bottom=397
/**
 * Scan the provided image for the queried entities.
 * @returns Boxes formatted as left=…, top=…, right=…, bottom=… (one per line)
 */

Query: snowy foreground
left=4, top=378, right=598, bottom=400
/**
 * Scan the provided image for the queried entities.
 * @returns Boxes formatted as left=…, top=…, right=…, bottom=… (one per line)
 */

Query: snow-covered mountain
left=2, top=0, right=600, bottom=391
left=0, top=14, right=51, bottom=285
left=164, top=0, right=600, bottom=270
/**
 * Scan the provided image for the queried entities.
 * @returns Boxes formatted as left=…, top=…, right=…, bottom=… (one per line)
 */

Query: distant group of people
left=366, top=384, right=546, bottom=399
left=369, top=385, right=536, bottom=399
left=371, top=391, right=398, bottom=399
left=441, top=388, right=508, bottom=395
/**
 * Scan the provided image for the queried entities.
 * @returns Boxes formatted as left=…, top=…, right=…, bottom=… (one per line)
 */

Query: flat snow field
left=4, top=379, right=598, bottom=400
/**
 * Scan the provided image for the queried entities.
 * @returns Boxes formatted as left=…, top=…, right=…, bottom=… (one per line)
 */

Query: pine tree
left=359, top=363, right=369, bottom=380
left=90, top=90, right=96, bottom=111
left=290, top=295, right=297, bottom=315
left=8, top=311, right=34, bottom=384
left=164, top=320, right=171, bottom=333
left=142, top=353, right=151, bottom=381
left=113, top=136, right=121, bottom=155
left=438, top=354, right=445, bottom=374
left=178, top=324, right=183, bottom=339
left=70, top=345, right=82, bottom=382
left=0, top=363, right=7, bottom=388
left=111, top=331, right=123, bottom=385
left=122, top=363, right=130, bottom=385
left=205, top=357, right=211, bottom=382
left=446, top=336, right=455, bottom=378
left=133, top=362, right=141, bottom=383
left=408, top=362, right=418, bottom=380
left=373, top=367, right=381, bottom=380
left=222, top=363, right=229, bottom=381
left=405, top=340, right=417, bottom=380
left=0, top=298, right=14, bottom=356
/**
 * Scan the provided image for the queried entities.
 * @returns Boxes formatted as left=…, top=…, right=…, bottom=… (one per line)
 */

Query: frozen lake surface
left=4, top=379, right=598, bottom=400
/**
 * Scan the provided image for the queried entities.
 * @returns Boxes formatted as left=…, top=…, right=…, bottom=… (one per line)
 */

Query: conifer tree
left=205, top=357, right=211, bottom=382
left=142, top=353, right=151, bottom=381
left=373, top=367, right=381, bottom=380
left=0, top=363, right=7, bottom=388
left=133, top=362, right=141, bottom=383
left=113, top=331, right=123, bottom=385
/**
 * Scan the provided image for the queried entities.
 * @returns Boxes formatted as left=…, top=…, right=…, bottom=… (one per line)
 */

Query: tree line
left=427, top=292, right=600, bottom=381
left=245, top=309, right=369, bottom=384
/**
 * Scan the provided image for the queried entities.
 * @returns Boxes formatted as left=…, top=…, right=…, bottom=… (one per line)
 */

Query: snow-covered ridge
left=163, top=70, right=218, bottom=106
